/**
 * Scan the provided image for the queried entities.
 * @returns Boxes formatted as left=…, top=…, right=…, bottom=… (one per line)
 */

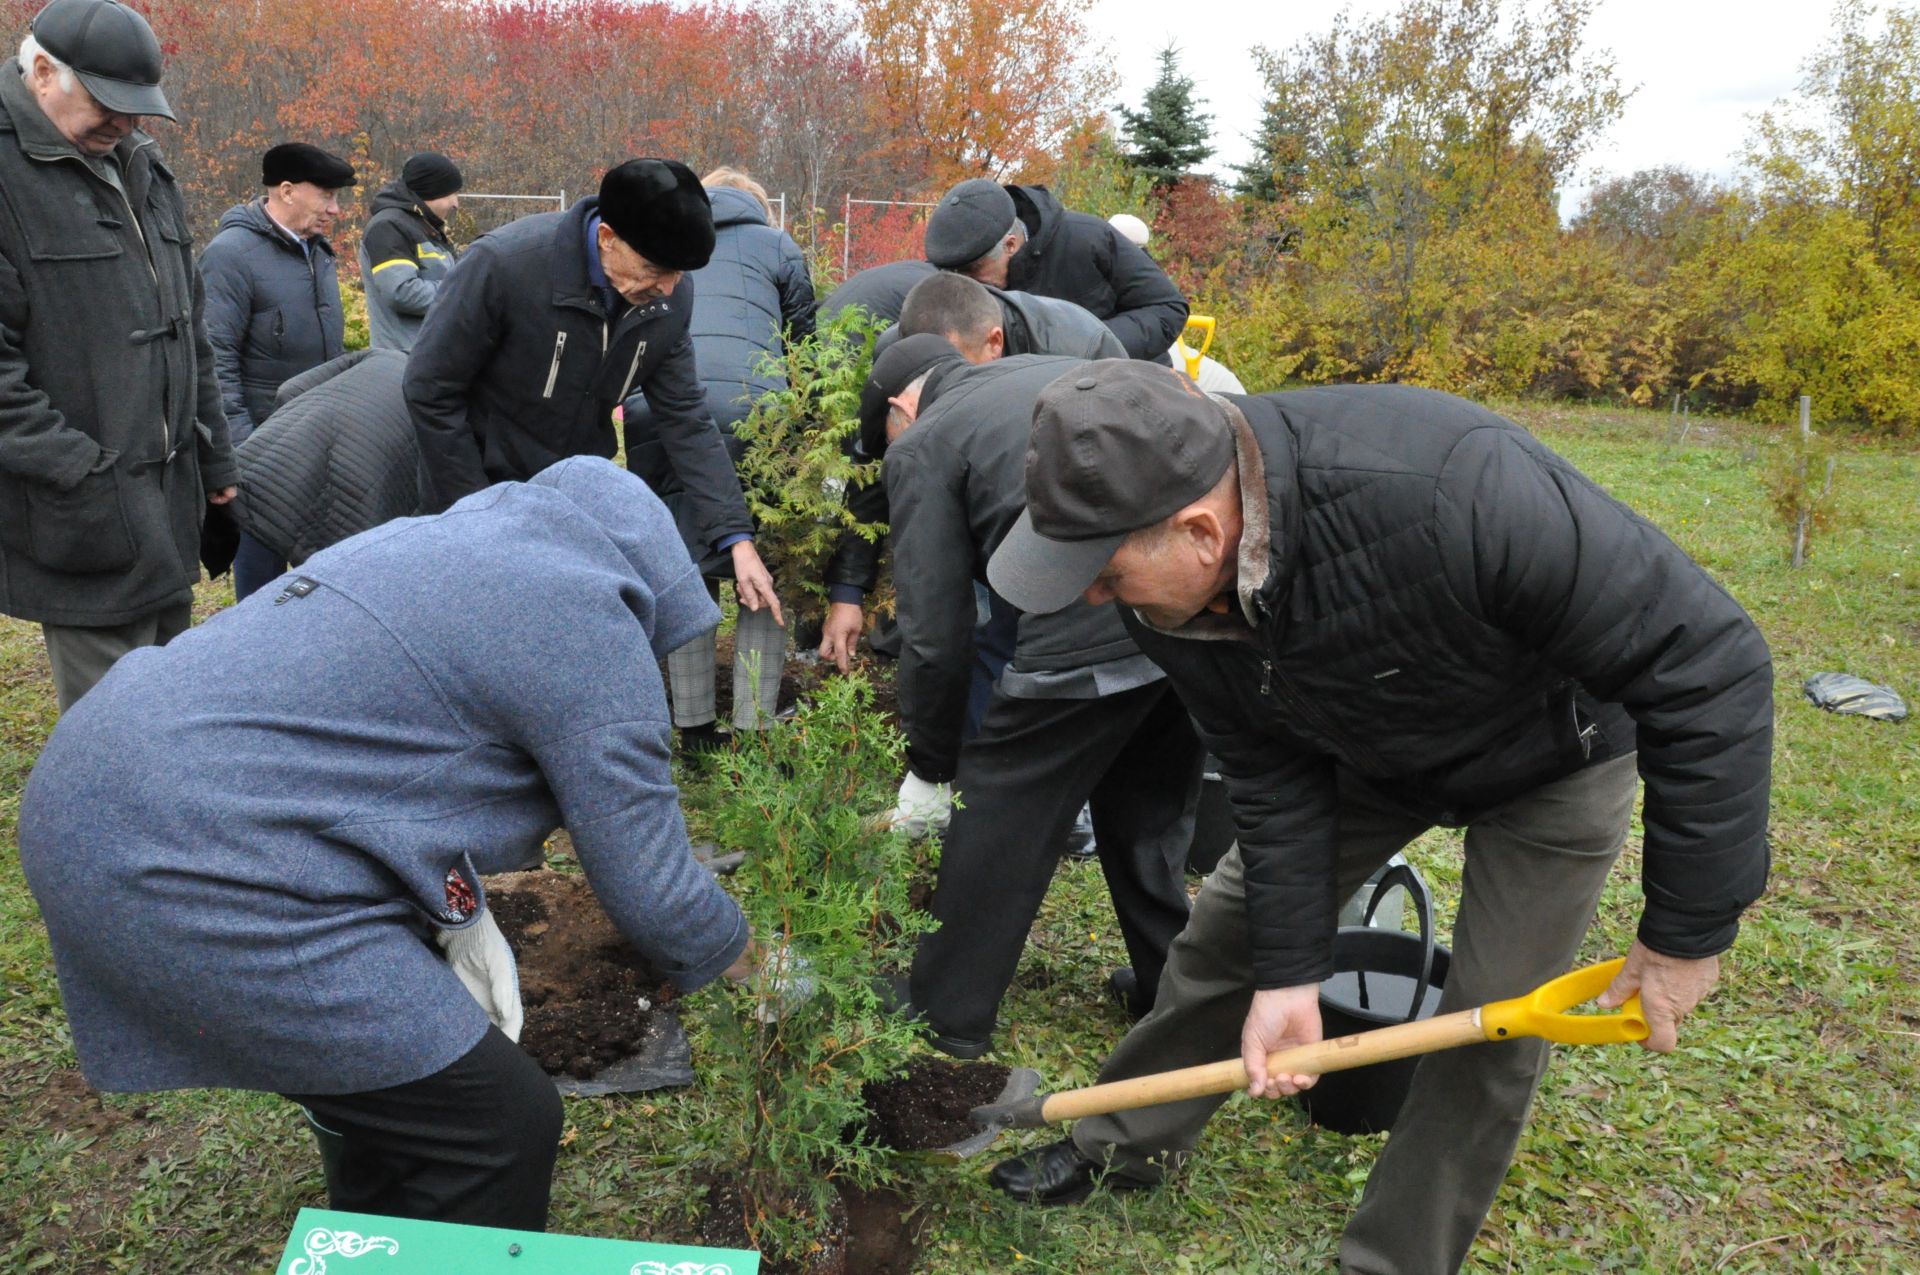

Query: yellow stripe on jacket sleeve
left=370, top=257, right=419, bottom=276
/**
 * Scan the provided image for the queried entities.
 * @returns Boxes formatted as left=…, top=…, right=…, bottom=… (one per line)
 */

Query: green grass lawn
left=3, top=403, right=1917, bottom=1272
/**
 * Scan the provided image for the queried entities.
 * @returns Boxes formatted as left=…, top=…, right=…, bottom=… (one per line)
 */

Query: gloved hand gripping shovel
left=934, top=959, right=1647, bottom=1160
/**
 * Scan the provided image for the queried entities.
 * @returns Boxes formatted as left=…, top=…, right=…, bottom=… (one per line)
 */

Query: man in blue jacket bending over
left=19, top=458, right=779, bottom=1230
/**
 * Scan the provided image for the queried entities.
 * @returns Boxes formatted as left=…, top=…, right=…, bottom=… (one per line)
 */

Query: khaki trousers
left=1071, top=754, right=1639, bottom=1275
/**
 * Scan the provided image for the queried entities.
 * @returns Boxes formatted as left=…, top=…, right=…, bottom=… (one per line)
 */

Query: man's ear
left=985, top=326, right=1005, bottom=359
left=1178, top=505, right=1229, bottom=566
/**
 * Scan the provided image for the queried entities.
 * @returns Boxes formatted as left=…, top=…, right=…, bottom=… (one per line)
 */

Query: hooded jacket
left=1004, top=184, right=1188, bottom=362
left=1121, top=385, right=1774, bottom=990
left=20, top=457, right=745, bottom=1096
left=234, top=349, right=417, bottom=563
left=0, top=60, right=237, bottom=629
left=885, top=355, right=1163, bottom=781
left=404, top=197, right=752, bottom=550
left=358, top=180, right=459, bottom=352
left=199, top=198, right=345, bottom=441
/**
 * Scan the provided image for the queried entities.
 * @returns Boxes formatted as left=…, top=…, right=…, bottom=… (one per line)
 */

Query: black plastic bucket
left=1298, top=862, right=1450, bottom=1135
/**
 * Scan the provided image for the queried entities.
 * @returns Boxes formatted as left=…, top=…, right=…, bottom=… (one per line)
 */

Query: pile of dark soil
left=863, top=1059, right=1011, bottom=1151
left=698, top=1177, right=923, bottom=1275
left=487, top=871, right=677, bottom=1080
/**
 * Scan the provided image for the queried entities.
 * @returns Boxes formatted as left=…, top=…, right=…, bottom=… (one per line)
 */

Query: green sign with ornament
left=276, top=1208, right=759, bottom=1274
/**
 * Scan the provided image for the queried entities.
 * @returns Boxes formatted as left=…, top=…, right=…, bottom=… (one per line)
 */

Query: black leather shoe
left=1107, top=967, right=1151, bottom=1022
left=990, top=1138, right=1151, bottom=1205
left=1062, top=804, right=1098, bottom=859
left=676, top=722, right=732, bottom=758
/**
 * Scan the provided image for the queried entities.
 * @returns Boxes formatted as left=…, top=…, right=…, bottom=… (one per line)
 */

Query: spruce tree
left=1118, top=44, right=1214, bottom=189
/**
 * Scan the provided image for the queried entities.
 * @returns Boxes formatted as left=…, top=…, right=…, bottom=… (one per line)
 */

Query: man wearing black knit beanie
left=359, top=151, right=464, bottom=352
left=405, top=158, right=782, bottom=644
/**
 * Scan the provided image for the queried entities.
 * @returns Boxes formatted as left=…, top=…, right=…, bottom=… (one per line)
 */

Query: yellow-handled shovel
left=954, top=960, right=1645, bottom=1150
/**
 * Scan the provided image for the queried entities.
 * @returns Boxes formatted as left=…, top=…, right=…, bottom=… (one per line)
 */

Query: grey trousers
left=1071, top=754, right=1639, bottom=1275
left=666, top=599, right=786, bottom=731
left=41, top=602, right=192, bottom=713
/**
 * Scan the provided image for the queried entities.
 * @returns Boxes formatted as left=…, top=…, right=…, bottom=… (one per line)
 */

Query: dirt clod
left=862, top=1059, right=1011, bottom=1151
left=487, top=870, right=676, bottom=1081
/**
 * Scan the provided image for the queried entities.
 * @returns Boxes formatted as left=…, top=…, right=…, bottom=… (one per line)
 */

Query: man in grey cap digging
left=983, top=363, right=1774, bottom=1274
left=863, top=335, right=1203, bottom=1055
left=923, top=177, right=1189, bottom=362
left=0, top=0, right=237, bottom=710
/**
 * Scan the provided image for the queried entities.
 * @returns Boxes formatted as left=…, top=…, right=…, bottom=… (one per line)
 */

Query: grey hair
left=18, top=33, right=75, bottom=92
left=962, top=217, right=1024, bottom=275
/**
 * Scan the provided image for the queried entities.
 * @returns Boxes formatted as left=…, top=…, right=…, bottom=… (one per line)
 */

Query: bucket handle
left=1356, top=861, right=1436, bottom=1025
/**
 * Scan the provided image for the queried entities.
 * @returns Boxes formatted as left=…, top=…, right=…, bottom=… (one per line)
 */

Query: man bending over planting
left=19, top=458, right=791, bottom=1231
left=983, top=363, right=1772, bottom=1275
left=865, top=336, right=1204, bottom=1058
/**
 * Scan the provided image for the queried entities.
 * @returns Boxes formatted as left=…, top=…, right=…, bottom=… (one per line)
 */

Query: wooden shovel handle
left=1039, top=1009, right=1488, bottom=1124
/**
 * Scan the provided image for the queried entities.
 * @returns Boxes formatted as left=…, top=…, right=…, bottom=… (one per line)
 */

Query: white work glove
left=436, top=910, right=524, bottom=1042
left=752, top=944, right=817, bottom=1024
left=888, top=771, right=952, bottom=839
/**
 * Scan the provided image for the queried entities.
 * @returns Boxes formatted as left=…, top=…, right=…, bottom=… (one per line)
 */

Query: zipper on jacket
left=541, top=331, right=568, bottom=398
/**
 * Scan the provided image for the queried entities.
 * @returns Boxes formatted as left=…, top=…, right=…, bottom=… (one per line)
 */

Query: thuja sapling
left=695, top=673, right=940, bottom=1264
left=731, top=307, right=892, bottom=630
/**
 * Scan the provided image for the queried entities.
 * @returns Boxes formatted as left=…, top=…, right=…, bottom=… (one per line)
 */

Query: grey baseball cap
left=30, top=0, right=173, bottom=120
left=988, top=361, right=1235, bottom=615
left=924, top=178, right=1016, bottom=268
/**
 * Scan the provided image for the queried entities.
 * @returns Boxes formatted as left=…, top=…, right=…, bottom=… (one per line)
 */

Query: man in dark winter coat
left=923, top=179, right=1188, bottom=361
left=0, top=0, right=237, bottom=712
left=816, top=257, right=935, bottom=327
left=864, top=336, right=1204, bottom=1056
left=358, top=151, right=462, bottom=352
left=201, top=142, right=354, bottom=441
left=405, top=158, right=781, bottom=623
left=201, top=141, right=354, bottom=598
left=234, top=349, right=417, bottom=566
left=624, top=168, right=815, bottom=749
left=984, top=364, right=1774, bottom=1275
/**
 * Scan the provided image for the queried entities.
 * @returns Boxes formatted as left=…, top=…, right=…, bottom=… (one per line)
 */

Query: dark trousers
left=232, top=531, right=288, bottom=601
left=964, top=586, right=1019, bottom=737
left=909, top=680, right=1204, bottom=1043
left=283, top=1027, right=564, bottom=1232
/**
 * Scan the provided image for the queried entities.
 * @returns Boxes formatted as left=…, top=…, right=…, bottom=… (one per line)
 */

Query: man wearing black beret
left=200, top=140, right=356, bottom=597
left=405, top=158, right=782, bottom=642
left=923, top=177, right=1188, bottom=363
left=359, top=151, right=464, bottom=352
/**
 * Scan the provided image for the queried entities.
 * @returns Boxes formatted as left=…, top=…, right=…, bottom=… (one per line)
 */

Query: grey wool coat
left=200, top=199, right=346, bottom=442
left=0, top=60, right=237, bottom=629
left=19, top=457, right=749, bottom=1096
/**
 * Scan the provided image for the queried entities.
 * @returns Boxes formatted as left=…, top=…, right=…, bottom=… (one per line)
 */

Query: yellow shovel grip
left=1478, top=957, right=1649, bottom=1046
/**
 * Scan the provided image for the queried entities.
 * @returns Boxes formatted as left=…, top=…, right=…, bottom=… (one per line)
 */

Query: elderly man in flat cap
left=200, top=141, right=356, bottom=597
left=0, top=0, right=237, bottom=711
left=922, top=178, right=1188, bottom=362
left=360, top=151, right=464, bottom=353
left=405, top=158, right=781, bottom=670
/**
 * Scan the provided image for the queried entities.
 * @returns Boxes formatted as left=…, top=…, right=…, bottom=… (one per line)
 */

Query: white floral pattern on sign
left=630, top=1263, right=736, bottom=1275
left=287, top=1227, right=400, bottom=1275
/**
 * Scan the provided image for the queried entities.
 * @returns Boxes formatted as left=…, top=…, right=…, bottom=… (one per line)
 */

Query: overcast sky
left=1090, top=0, right=1847, bottom=218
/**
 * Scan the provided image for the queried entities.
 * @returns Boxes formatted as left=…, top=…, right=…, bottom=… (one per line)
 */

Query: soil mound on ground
left=488, top=870, right=677, bottom=1080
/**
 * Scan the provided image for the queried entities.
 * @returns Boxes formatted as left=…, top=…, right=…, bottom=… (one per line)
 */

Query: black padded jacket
left=1123, top=385, right=1774, bottom=989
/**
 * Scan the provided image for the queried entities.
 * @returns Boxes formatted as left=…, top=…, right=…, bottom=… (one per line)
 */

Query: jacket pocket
left=22, top=451, right=137, bottom=574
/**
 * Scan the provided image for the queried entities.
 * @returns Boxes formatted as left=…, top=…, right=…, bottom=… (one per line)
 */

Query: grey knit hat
left=924, top=178, right=1016, bottom=268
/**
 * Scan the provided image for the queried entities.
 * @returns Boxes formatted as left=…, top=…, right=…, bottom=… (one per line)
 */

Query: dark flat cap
left=401, top=152, right=462, bottom=200
left=599, top=159, right=714, bottom=272
left=858, top=332, right=966, bottom=459
left=31, top=0, right=172, bottom=120
left=989, top=361, right=1234, bottom=614
left=262, top=142, right=355, bottom=189
left=925, top=178, right=1016, bottom=268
